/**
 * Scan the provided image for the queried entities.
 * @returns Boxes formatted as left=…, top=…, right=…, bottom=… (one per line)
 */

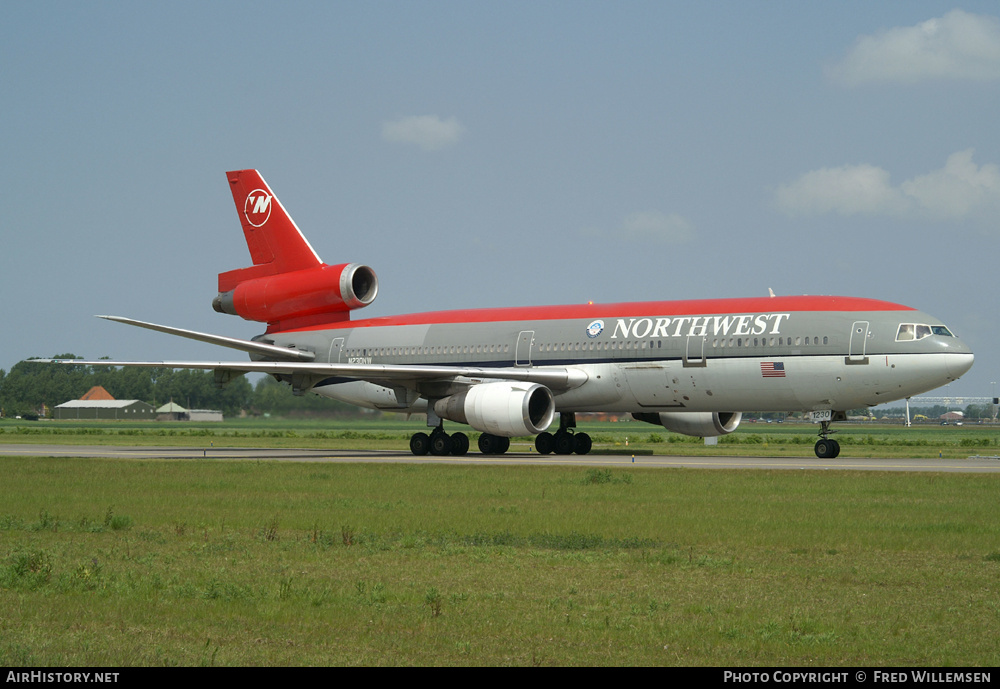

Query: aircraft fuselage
left=259, top=295, right=973, bottom=416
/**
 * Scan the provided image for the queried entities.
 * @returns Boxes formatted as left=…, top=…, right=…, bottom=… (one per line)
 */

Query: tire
left=573, top=432, right=592, bottom=455
left=535, top=432, right=554, bottom=454
left=554, top=431, right=574, bottom=455
left=478, top=433, right=497, bottom=454
left=410, top=432, right=430, bottom=456
left=450, top=432, right=469, bottom=456
left=430, top=432, right=453, bottom=456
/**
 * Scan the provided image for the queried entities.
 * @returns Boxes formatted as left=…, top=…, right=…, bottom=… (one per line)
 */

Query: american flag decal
left=761, top=362, right=785, bottom=378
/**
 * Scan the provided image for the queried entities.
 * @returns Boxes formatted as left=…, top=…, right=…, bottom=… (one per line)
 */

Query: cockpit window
left=896, top=323, right=954, bottom=341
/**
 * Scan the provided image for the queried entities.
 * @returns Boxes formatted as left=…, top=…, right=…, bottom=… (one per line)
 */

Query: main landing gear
left=409, top=426, right=512, bottom=456
left=535, top=412, right=592, bottom=455
left=814, top=420, right=841, bottom=459
left=409, top=427, right=470, bottom=456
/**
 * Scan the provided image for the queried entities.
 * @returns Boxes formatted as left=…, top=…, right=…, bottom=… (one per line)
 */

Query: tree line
left=0, top=356, right=362, bottom=419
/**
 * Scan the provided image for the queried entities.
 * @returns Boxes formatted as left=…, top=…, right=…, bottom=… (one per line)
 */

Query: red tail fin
left=218, top=169, right=322, bottom=291
left=213, top=170, right=378, bottom=331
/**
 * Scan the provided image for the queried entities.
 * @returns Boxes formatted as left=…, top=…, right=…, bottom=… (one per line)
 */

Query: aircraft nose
left=941, top=333, right=974, bottom=379
left=947, top=351, right=974, bottom=380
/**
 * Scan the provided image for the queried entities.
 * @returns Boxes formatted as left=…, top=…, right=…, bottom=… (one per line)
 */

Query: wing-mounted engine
left=212, top=169, right=378, bottom=331
left=434, top=382, right=556, bottom=438
left=633, top=411, right=742, bottom=437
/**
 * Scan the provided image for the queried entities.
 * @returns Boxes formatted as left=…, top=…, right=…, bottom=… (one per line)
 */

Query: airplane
left=48, top=169, right=974, bottom=459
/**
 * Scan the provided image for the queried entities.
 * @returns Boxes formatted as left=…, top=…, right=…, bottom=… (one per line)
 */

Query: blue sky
left=3, top=1, right=998, bottom=400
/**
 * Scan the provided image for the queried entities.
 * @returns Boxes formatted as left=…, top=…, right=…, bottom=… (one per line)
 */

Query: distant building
left=80, top=386, right=115, bottom=401
left=188, top=409, right=224, bottom=422
left=54, top=386, right=155, bottom=420
left=54, top=399, right=155, bottom=420
left=156, top=402, right=223, bottom=422
left=156, top=401, right=188, bottom=421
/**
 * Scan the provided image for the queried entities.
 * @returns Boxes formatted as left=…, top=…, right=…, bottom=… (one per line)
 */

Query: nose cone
left=938, top=335, right=974, bottom=380
left=947, top=351, right=974, bottom=380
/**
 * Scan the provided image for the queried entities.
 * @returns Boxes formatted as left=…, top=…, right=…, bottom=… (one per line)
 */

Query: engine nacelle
left=633, top=411, right=742, bottom=437
left=433, top=382, right=556, bottom=437
left=213, top=262, right=378, bottom=326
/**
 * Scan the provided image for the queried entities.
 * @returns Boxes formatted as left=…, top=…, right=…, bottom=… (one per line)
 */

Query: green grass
left=2, top=456, right=999, bottom=665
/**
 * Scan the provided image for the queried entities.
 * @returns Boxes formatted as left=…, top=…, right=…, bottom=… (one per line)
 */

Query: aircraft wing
left=42, top=358, right=589, bottom=391
left=46, top=315, right=589, bottom=391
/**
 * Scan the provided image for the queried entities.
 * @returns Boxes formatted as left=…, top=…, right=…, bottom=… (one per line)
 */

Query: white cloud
left=774, top=149, right=1000, bottom=222
left=617, top=211, right=694, bottom=244
left=902, top=150, right=1000, bottom=219
left=827, top=9, right=1000, bottom=85
left=381, top=115, right=465, bottom=151
left=773, top=164, right=909, bottom=217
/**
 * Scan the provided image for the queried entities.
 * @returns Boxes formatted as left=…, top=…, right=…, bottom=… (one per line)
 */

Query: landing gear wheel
left=410, top=432, right=430, bottom=456
left=554, top=431, right=575, bottom=455
left=430, top=432, right=453, bottom=456
left=814, top=419, right=842, bottom=459
left=450, top=432, right=469, bottom=456
left=573, top=432, right=592, bottom=455
left=535, top=432, right=554, bottom=455
left=815, top=438, right=840, bottom=459
left=478, top=434, right=510, bottom=455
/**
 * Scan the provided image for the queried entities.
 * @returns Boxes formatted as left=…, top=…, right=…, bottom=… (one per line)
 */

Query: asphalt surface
left=2, top=443, right=1000, bottom=472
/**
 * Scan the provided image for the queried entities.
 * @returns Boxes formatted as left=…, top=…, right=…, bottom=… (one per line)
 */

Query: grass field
left=2, top=425, right=999, bottom=665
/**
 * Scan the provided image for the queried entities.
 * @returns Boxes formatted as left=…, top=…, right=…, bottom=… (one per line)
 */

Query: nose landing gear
left=814, top=420, right=841, bottom=458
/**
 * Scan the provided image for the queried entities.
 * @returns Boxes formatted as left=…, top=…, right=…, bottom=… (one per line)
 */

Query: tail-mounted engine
left=214, top=169, right=379, bottom=331
left=213, top=262, right=378, bottom=327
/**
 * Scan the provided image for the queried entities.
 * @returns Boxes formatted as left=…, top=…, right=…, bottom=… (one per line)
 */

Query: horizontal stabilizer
left=95, top=316, right=316, bottom=361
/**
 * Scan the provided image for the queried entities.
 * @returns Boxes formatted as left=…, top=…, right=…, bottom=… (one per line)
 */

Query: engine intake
left=434, top=382, right=556, bottom=437
left=633, top=411, right=742, bottom=437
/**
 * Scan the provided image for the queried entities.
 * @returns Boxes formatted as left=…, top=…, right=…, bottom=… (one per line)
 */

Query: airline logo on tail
left=244, top=190, right=272, bottom=227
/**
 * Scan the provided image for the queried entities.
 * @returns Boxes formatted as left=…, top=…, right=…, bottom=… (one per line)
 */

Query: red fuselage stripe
left=270, top=295, right=914, bottom=334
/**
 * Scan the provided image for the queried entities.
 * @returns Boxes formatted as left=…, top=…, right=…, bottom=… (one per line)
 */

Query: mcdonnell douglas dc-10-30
left=49, top=170, right=974, bottom=458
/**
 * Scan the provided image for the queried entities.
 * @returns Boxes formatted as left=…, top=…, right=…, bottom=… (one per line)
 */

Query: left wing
left=43, top=357, right=590, bottom=391
left=46, top=315, right=589, bottom=392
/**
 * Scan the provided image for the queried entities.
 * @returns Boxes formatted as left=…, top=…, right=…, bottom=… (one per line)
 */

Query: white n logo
left=244, top=189, right=273, bottom=227
left=252, top=194, right=271, bottom=214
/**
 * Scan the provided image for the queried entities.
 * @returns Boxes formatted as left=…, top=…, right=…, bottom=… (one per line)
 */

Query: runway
left=2, top=443, right=999, bottom=472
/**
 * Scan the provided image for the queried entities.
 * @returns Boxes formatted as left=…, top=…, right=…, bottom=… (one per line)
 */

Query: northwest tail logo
left=244, top=190, right=272, bottom=227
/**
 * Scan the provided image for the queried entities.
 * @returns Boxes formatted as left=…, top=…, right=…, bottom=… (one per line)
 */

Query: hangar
left=53, top=386, right=155, bottom=420
left=54, top=398, right=155, bottom=420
